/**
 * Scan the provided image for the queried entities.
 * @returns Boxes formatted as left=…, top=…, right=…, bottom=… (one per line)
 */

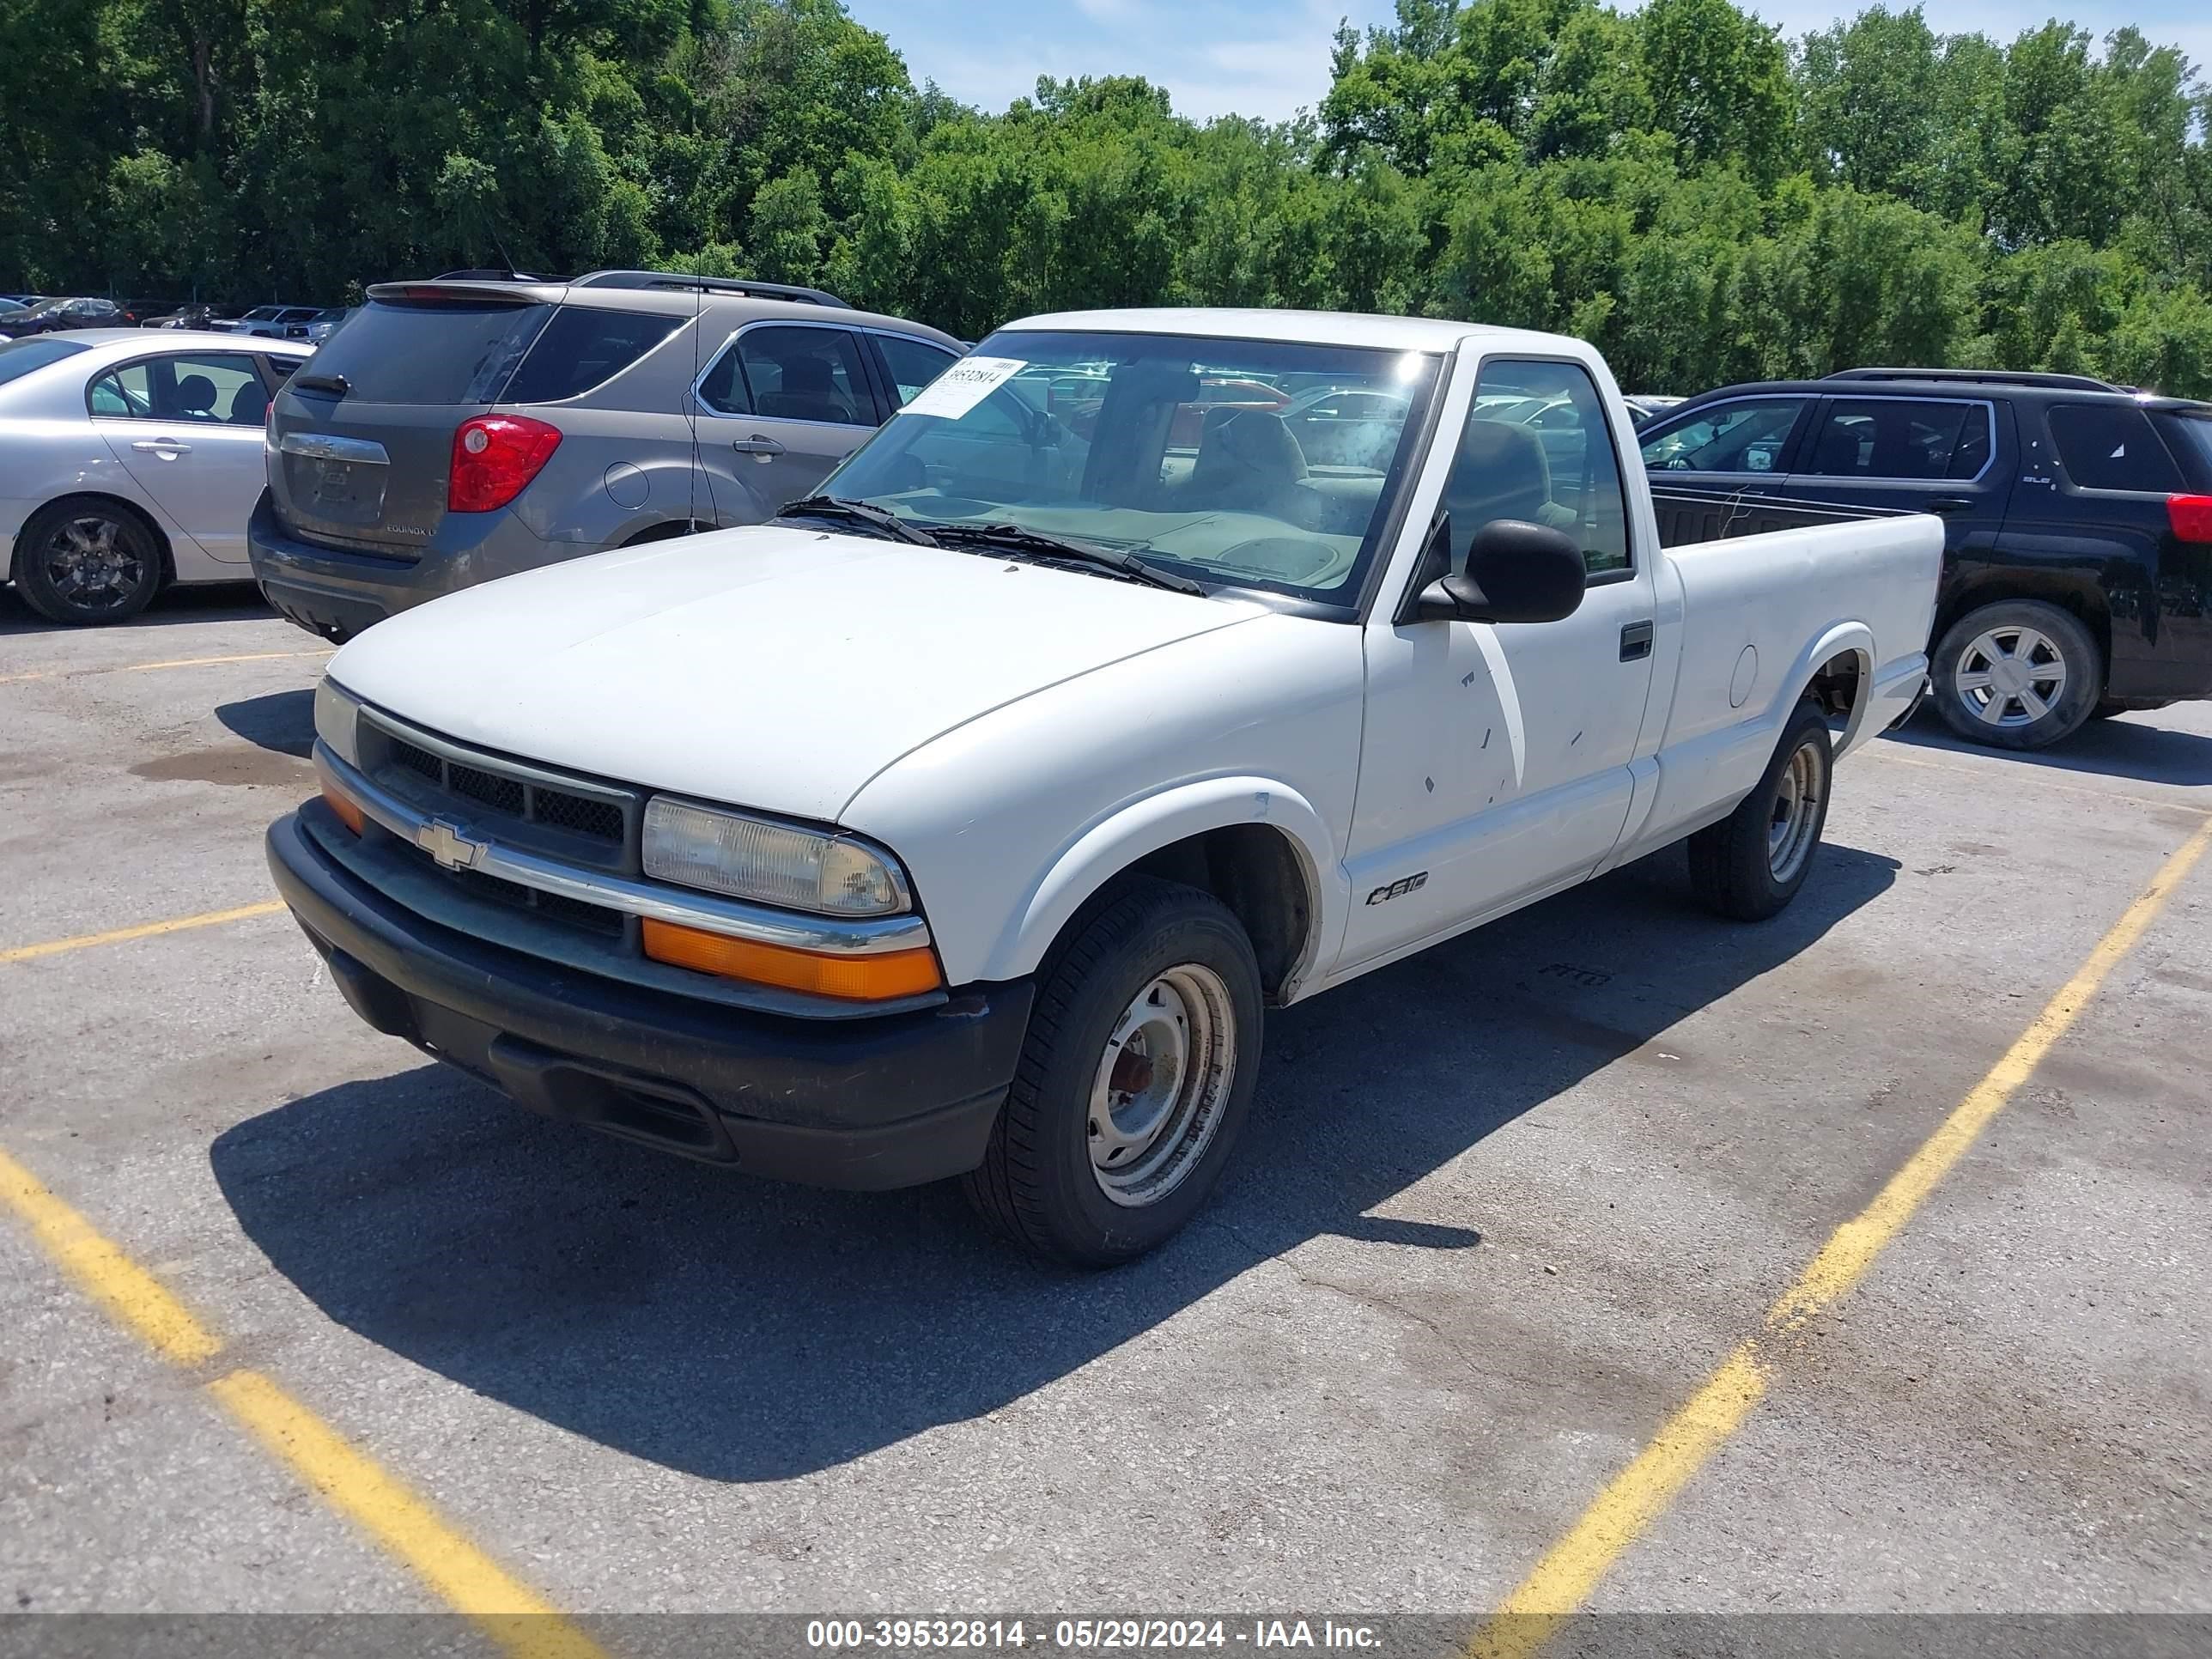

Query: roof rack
left=1823, top=367, right=2124, bottom=393
left=570, top=270, right=851, bottom=309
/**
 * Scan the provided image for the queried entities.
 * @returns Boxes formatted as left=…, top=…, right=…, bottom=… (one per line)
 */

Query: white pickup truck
left=268, top=308, right=1941, bottom=1265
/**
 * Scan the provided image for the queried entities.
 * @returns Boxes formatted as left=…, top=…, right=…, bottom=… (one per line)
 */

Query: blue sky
left=844, top=0, right=2211, bottom=124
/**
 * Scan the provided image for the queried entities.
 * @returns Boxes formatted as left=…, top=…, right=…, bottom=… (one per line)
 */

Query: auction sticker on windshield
left=901, top=356, right=1025, bottom=419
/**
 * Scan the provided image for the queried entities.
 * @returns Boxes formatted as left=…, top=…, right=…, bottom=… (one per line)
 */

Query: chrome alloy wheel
left=1954, top=623, right=2067, bottom=728
left=1087, top=964, right=1237, bottom=1207
left=1767, top=738, right=1824, bottom=884
left=40, top=514, right=145, bottom=614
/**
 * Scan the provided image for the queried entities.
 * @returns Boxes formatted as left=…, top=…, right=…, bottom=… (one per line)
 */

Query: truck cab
left=267, top=309, right=1942, bottom=1265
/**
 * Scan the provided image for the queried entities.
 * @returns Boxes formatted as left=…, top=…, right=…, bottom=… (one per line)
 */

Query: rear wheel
left=963, top=877, right=1263, bottom=1267
left=14, top=500, right=163, bottom=625
left=1688, top=699, right=1832, bottom=921
left=1930, top=599, right=2099, bottom=750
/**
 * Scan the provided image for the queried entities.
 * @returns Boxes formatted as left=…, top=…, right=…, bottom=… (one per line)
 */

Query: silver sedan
left=0, top=329, right=311, bottom=624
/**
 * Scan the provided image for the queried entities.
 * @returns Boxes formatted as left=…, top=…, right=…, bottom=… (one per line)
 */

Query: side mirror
left=1419, top=519, right=1588, bottom=624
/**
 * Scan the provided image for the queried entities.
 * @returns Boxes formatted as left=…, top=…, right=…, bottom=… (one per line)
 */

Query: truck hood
left=326, top=525, right=1261, bottom=823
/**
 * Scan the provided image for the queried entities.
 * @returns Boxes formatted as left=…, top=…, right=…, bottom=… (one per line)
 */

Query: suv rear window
left=501, top=307, right=684, bottom=404
left=304, top=298, right=551, bottom=404
left=2148, top=410, right=2212, bottom=489
left=2046, top=403, right=2183, bottom=492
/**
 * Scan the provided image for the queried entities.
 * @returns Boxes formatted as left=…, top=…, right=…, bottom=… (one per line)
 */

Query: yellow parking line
left=212, top=1372, right=608, bottom=1655
left=0, top=1148, right=609, bottom=1659
left=0, top=900, right=289, bottom=965
left=1471, top=811, right=2212, bottom=1659
left=0, top=1150, right=222, bottom=1364
left=0, top=647, right=331, bottom=686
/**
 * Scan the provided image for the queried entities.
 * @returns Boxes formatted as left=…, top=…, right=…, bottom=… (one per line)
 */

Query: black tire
left=13, top=499, right=163, bottom=625
left=1688, top=700, right=1832, bottom=922
left=962, top=876, right=1264, bottom=1268
left=1929, top=599, right=2100, bottom=750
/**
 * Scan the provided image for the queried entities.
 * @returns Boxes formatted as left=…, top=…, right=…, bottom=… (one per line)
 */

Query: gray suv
left=250, top=270, right=963, bottom=640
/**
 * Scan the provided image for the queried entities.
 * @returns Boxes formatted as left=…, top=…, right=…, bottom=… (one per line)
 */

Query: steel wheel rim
left=1767, top=739, right=1823, bottom=884
left=1087, top=963, right=1236, bottom=1208
left=1954, top=624, right=2067, bottom=727
left=41, top=514, right=143, bottom=613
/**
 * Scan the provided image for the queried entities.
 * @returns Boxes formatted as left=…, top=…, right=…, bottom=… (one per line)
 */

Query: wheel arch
left=1771, top=621, right=1876, bottom=750
left=978, top=777, right=1337, bottom=1003
left=1935, top=574, right=2111, bottom=688
left=8, top=491, right=176, bottom=586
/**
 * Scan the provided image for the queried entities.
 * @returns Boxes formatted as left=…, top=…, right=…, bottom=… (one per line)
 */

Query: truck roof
left=1001, top=307, right=1572, bottom=355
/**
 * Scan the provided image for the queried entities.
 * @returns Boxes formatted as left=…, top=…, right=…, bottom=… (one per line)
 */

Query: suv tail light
left=2169, top=495, right=2212, bottom=544
left=448, top=415, right=562, bottom=512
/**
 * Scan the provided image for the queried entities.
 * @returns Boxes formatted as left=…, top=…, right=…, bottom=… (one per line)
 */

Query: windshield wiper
left=919, top=522, right=1206, bottom=595
left=292, top=373, right=350, bottom=398
left=776, top=495, right=940, bottom=545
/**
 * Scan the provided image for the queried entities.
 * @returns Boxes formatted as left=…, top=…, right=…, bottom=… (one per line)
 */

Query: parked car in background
left=0, top=296, right=128, bottom=337
left=296, top=307, right=353, bottom=343
left=0, top=331, right=311, bottom=623
left=0, top=299, right=27, bottom=322
left=251, top=270, right=962, bottom=641
left=219, top=305, right=326, bottom=338
left=1624, top=393, right=1684, bottom=426
left=1636, top=368, right=2212, bottom=749
left=143, top=302, right=230, bottom=331
left=271, top=308, right=1940, bottom=1263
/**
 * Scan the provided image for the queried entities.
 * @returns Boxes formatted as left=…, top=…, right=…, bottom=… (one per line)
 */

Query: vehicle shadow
left=216, top=690, right=315, bottom=757
left=1887, top=707, right=2212, bottom=788
left=211, top=842, right=1899, bottom=1483
left=0, top=581, right=270, bottom=635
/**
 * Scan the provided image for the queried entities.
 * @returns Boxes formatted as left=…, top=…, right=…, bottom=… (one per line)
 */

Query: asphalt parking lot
left=3, top=586, right=2209, bottom=1644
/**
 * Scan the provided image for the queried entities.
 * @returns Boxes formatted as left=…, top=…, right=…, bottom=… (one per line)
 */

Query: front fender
left=973, top=775, right=1343, bottom=989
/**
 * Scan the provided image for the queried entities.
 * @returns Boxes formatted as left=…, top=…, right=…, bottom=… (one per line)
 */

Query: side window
left=735, top=326, right=871, bottom=425
left=501, top=307, right=684, bottom=404
left=1444, top=358, right=1631, bottom=578
left=88, top=364, right=149, bottom=417
left=2046, top=403, right=2183, bottom=493
left=876, top=334, right=959, bottom=406
left=695, top=337, right=750, bottom=415
left=1802, top=398, right=1977, bottom=481
left=1640, top=398, right=1805, bottom=476
left=155, top=354, right=269, bottom=424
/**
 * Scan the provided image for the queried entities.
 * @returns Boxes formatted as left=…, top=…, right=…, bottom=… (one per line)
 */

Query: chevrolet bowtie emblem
left=416, top=817, right=486, bottom=872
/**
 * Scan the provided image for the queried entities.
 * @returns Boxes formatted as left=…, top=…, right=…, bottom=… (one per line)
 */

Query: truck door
left=1338, top=348, right=1660, bottom=972
left=1780, top=394, right=2009, bottom=563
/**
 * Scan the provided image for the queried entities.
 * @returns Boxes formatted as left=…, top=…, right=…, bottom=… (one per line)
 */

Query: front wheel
left=1929, top=599, right=2100, bottom=750
left=963, top=877, right=1264, bottom=1267
left=1688, top=699, right=1833, bottom=921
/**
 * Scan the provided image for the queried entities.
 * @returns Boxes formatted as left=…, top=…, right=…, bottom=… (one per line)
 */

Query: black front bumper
left=266, top=810, right=1032, bottom=1188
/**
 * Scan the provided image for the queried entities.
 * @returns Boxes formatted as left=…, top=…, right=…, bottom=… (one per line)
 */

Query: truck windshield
left=817, top=329, right=1443, bottom=605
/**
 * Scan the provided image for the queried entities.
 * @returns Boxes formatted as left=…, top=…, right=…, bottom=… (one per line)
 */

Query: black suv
left=1638, top=368, right=2212, bottom=749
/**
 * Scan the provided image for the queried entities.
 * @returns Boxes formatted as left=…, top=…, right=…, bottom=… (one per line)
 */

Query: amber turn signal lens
left=322, top=784, right=365, bottom=835
left=641, top=918, right=942, bottom=1000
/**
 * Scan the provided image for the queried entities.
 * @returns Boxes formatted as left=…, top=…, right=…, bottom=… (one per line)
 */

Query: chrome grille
left=369, top=718, right=629, bottom=851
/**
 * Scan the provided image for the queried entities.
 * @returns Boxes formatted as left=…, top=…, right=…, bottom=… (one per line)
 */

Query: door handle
left=1620, top=620, right=1655, bottom=661
left=731, top=436, right=785, bottom=457
left=1923, top=497, right=1972, bottom=514
left=131, top=438, right=191, bottom=454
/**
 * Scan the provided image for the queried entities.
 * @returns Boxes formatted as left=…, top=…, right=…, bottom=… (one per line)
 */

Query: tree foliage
left=4, top=0, right=2209, bottom=393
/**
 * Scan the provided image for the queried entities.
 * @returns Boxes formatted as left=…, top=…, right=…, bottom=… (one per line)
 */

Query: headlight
left=314, top=677, right=362, bottom=768
left=642, top=799, right=910, bottom=917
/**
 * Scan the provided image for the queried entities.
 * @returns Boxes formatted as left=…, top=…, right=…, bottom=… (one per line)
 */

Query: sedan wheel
left=15, top=501, right=162, bottom=625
